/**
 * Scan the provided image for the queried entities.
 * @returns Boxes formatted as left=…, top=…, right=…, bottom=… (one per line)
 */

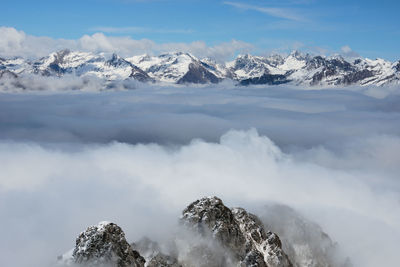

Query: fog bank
left=0, top=85, right=399, bottom=267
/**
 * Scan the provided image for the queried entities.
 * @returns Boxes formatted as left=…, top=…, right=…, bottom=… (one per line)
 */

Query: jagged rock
left=240, top=73, right=290, bottom=85
left=107, top=53, right=151, bottom=82
left=241, top=250, right=268, bottom=267
left=181, top=196, right=247, bottom=260
left=177, top=62, right=220, bottom=84
left=64, top=221, right=145, bottom=267
left=2, top=50, right=400, bottom=87
left=57, top=198, right=352, bottom=267
left=341, top=69, right=374, bottom=85
left=233, top=208, right=292, bottom=267
left=181, top=196, right=292, bottom=267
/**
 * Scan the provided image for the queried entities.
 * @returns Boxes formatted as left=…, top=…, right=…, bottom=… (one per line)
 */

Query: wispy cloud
left=224, top=1, right=306, bottom=22
left=90, top=26, right=193, bottom=34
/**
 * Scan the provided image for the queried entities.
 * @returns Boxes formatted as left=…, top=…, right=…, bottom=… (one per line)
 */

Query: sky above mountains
left=1, top=0, right=399, bottom=60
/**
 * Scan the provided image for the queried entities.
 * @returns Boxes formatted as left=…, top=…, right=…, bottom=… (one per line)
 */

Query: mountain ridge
left=1, top=49, right=399, bottom=87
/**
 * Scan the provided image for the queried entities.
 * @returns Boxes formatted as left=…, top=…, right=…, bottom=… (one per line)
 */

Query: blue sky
left=1, top=0, right=399, bottom=60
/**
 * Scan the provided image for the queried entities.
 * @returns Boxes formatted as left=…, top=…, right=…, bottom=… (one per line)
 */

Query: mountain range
left=1, top=49, right=399, bottom=87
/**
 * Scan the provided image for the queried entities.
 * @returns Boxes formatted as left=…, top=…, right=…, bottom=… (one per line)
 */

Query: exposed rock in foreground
left=180, top=196, right=292, bottom=267
left=58, top=221, right=145, bottom=267
left=232, top=208, right=293, bottom=267
left=58, top=197, right=349, bottom=267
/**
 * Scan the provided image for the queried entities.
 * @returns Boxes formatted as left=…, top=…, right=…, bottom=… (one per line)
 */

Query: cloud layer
left=0, top=85, right=399, bottom=267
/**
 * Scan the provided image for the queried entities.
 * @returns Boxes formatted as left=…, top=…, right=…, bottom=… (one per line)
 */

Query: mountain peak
left=58, top=221, right=145, bottom=267
left=1, top=50, right=399, bottom=87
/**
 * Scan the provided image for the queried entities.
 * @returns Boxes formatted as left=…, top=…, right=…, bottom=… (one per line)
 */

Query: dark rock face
left=35, top=49, right=71, bottom=76
left=181, top=196, right=292, bottom=267
left=0, top=59, right=5, bottom=71
left=106, top=54, right=151, bottom=82
left=341, top=69, right=375, bottom=85
left=240, top=73, right=290, bottom=86
left=177, top=63, right=220, bottom=84
left=129, top=66, right=152, bottom=82
left=71, top=222, right=145, bottom=267
left=232, top=208, right=293, bottom=267
left=181, top=196, right=247, bottom=259
left=396, top=61, right=400, bottom=72
left=106, top=53, right=129, bottom=68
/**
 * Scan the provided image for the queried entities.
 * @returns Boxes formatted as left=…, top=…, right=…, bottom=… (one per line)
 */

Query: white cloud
left=0, top=128, right=399, bottom=267
left=224, top=1, right=306, bottom=21
left=340, top=45, right=360, bottom=59
left=0, top=27, right=252, bottom=61
left=0, top=85, right=399, bottom=266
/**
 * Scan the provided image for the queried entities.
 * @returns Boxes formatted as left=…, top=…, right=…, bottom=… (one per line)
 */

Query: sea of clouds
left=0, top=82, right=399, bottom=267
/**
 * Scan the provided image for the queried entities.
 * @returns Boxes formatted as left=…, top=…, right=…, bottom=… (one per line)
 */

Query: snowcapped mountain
left=0, top=49, right=399, bottom=87
left=28, top=49, right=151, bottom=81
left=126, top=52, right=220, bottom=84
left=233, top=52, right=400, bottom=86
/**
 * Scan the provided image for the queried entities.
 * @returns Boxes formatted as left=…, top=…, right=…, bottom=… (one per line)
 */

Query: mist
left=0, top=84, right=399, bottom=267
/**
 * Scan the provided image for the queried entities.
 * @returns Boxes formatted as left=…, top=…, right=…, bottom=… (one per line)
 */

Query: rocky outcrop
left=181, top=196, right=292, bottom=267
left=107, top=53, right=151, bottom=82
left=177, top=62, right=220, bottom=84
left=232, top=208, right=293, bottom=267
left=57, top=197, right=349, bottom=267
left=240, top=73, right=290, bottom=85
left=181, top=197, right=247, bottom=259
left=59, top=221, right=145, bottom=267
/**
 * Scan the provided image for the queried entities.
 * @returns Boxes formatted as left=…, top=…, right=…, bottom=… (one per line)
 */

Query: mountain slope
left=126, top=52, right=220, bottom=84
left=0, top=49, right=399, bottom=87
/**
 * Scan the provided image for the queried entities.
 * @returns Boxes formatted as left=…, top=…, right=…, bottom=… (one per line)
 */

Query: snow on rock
left=28, top=49, right=150, bottom=81
left=126, top=52, right=219, bottom=84
left=1, top=49, right=399, bottom=87
left=126, top=52, right=194, bottom=83
left=58, top=221, right=145, bottom=267
left=180, top=196, right=292, bottom=267
left=56, top=198, right=351, bottom=267
left=232, top=208, right=293, bottom=267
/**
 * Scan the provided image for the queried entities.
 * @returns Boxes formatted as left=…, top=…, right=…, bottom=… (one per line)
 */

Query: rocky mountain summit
left=1, top=49, right=399, bottom=88
left=57, top=197, right=349, bottom=267
left=180, top=197, right=292, bottom=267
left=57, top=221, right=145, bottom=267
